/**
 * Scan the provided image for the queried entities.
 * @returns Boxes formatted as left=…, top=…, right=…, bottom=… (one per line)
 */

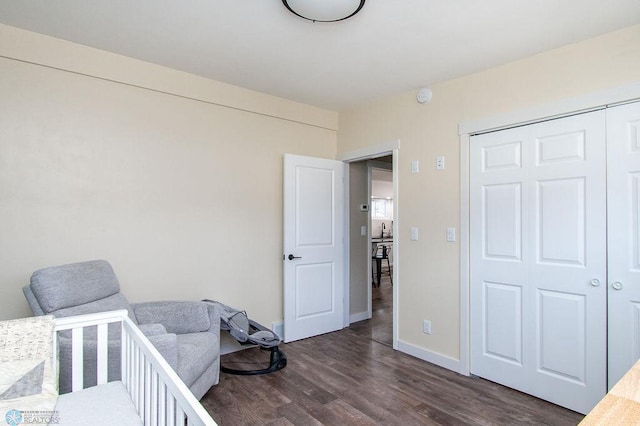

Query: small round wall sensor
left=417, top=88, right=432, bottom=104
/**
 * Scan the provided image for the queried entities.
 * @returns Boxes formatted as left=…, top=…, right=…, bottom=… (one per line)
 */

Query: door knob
left=590, top=278, right=600, bottom=287
left=287, top=254, right=302, bottom=260
left=612, top=281, right=623, bottom=290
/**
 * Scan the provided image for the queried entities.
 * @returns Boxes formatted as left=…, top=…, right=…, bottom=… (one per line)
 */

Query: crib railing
left=53, top=310, right=217, bottom=426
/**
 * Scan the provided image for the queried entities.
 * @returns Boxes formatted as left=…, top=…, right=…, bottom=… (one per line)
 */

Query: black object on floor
left=220, top=343, right=288, bottom=376
left=203, top=299, right=287, bottom=375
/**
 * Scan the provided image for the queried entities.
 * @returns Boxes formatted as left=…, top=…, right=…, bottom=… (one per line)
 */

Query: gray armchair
left=22, top=260, right=220, bottom=400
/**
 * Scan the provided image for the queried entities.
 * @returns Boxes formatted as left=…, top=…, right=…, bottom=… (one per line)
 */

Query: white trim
left=337, top=139, right=400, bottom=162
left=350, top=310, right=370, bottom=324
left=397, top=339, right=461, bottom=372
left=366, top=164, right=373, bottom=320
left=391, top=149, right=399, bottom=351
left=459, top=131, right=470, bottom=376
left=343, top=163, right=351, bottom=328
left=458, top=82, right=640, bottom=379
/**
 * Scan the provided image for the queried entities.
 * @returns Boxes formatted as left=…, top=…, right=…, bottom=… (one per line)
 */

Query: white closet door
left=607, top=101, right=640, bottom=388
left=470, top=111, right=607, bottom=414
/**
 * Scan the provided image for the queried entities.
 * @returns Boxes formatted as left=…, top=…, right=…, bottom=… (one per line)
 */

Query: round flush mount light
left=282, top=0, right=366, bottom=23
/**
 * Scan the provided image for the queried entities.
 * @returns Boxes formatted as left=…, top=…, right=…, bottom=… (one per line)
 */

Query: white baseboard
left=349, top=310, right=370, bottom=324
left=397, top=340, right=461, bottom=373
left=271, top=321, right=284, bottom=339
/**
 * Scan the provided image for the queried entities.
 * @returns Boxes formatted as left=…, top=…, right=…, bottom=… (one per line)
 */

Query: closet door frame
left=458, top=83, right=640, bottom=377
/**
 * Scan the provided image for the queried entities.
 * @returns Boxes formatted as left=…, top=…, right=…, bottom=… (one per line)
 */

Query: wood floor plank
left=275, top=402, right=324, bottom=426
left=310, top=399, right=380, bottom=426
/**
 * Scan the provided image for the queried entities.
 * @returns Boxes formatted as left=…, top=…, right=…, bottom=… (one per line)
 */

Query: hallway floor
left=349, top=271, right=392, bottom=346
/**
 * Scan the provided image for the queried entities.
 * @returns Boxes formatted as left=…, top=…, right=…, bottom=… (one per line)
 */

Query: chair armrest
left=146, top=333, right=178, bottom=371
left=131, top=301, right=210, bottom=334
left=138, top=323, right=167, bottom=336
left=205, top=301, right=221, bottom=337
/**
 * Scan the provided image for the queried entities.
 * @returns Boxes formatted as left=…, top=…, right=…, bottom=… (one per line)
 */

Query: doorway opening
left=368, top=157, right=393, bottom=346
left=348, top=154, right=394, bottom=347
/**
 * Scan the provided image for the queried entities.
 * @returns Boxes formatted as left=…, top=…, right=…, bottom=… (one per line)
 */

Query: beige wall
left=348, top=161, right=369, bottom=317
left=338, top=24, right=640, bottom=362
left=0, top=24, right=338, bottom=323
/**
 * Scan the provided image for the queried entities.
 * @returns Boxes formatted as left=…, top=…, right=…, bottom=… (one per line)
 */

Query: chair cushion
left=30, top=260, right=120, bottom=313
left=176, top=333, right=219, bottom=388
left=133, top=302, right=209, bottom=334
left=52, top=293, right=136, bottom=325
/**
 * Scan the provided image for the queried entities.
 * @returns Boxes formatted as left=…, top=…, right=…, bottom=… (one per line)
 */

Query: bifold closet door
left=470, top=110, right=607, bottom=414
left=607, top=101, right=640, bottom=388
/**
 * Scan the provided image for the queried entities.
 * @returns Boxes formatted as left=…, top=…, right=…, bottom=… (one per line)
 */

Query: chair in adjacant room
left=371, top=243, right=393, bottom=287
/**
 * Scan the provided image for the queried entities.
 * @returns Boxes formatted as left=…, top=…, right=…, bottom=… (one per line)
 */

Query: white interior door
left=470, top=111, right=607, bottom=414
left=283, top=154, right=345, bottom=343
left=607, top=101, right=640, bottom=388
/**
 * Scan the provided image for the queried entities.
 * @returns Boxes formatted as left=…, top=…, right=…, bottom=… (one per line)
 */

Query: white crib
left=53, top=310, right=217, bottom=426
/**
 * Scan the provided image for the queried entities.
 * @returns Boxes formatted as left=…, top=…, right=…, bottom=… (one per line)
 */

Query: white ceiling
left=0, top=1, right=639, bottom=111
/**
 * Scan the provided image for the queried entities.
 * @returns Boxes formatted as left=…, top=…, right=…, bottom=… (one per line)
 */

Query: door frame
left=338, top=140, right=400, bottom=349
left=458, top=82, right=640, bottom=376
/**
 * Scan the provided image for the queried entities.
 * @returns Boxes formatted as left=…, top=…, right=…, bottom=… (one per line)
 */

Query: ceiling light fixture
left=282, top=0, right=366, bottom=23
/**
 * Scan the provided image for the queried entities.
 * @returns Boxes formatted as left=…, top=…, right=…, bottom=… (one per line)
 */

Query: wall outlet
left=423, top=320, right=432, bottom=334
left=436, top=155, right=445, bottom=170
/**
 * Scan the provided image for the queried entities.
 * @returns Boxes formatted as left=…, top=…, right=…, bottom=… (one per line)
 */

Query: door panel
left=607, top=102, right=640, bottom=387
left=483, top=183, right=522, bottom=260
left=536, top=130, right=585, bottom=165
left=471, top=111, right=606, bottom=414
left=283, top=154, right=345, bottom=343
left=537, top=178, right=585, bottom=265
left=537, top=289, right=586, bottom=383
left=296, top=262, right=334, bottom=317
left=471, top=127, right=529, bottom=391
left=483, top=281, right=523, bottom=364
left=296, top=166, right=335, bottom=246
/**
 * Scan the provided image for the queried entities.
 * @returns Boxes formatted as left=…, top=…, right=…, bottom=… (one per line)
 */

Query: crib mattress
left=55, top=381, right=142, bottom=426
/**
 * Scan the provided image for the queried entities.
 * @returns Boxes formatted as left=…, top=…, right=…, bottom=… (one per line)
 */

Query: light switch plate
left=447, top=227, right=456, bottom=242
left=411, top=227, right=419, bottom=241
left=411, top=160, right=419, bottom=174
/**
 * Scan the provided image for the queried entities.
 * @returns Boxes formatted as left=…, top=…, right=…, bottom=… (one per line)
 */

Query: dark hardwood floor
left=202, top=273, right=584, bottom=425
left=349, top=272, right=393, bottom=347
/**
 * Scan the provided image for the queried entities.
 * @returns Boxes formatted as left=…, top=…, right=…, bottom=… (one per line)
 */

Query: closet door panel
left=607, top=101, right=640, bottom=388
left=528, top=112, right=607, bottom=413
left=471, top=110, right=607, bottom=414
left=471, top=128, right=529, bottom=389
